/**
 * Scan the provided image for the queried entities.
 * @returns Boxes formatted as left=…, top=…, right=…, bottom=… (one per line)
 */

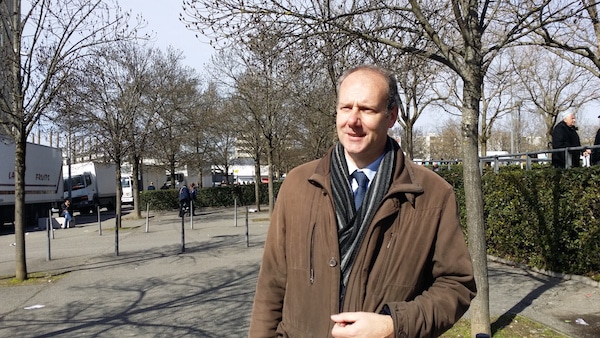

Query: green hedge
left=140, top=182, right=282, bottom=211
left=440, top=165, right=600, bottom=277
left=140, top=168, right=600, bottom=277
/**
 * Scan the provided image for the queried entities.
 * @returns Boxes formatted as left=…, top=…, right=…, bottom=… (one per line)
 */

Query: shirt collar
left=345, top=152, right=385, bottom=183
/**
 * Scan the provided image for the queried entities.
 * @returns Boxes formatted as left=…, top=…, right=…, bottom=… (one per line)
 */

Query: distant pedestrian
left=552, top=112, right=590, bottom=168
left=160, top=183, right=168, bottom=190
left=147, top=182, right=156, bottom=190
left=178, top=184, right=190, bottom=217
left=61, top=199, right=72, bottom=229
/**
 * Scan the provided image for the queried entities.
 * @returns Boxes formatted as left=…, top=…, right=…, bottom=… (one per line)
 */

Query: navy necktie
left=352, top=170, right=369, bottom=210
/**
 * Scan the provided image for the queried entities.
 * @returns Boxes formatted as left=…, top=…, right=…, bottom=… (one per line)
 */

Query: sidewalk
left=0, top=206, right=599, bottom=337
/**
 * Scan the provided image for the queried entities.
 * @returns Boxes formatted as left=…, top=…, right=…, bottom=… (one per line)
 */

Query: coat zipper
left=310, top=223, right=315, bottom=284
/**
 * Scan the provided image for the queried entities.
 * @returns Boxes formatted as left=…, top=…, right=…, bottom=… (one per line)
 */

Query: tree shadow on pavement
left=0, top=234, right=263, bottom=337
left=489, top=265, right=562, bottom=335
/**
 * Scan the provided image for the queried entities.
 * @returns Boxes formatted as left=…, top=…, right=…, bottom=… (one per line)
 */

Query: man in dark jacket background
left=552, top=111, right=589, bottom=168
left=592, top=115, right=600, bottom=166
left=178, top=184, right=190, bottom=217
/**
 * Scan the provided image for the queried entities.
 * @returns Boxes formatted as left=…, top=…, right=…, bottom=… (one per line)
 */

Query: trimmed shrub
left=440, top=165, right=600, bottom=277
left=140, top=182, right=282, bottom=211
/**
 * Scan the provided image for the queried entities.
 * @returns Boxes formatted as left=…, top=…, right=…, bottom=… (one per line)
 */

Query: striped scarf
left=330, top=137, right=397, bottom=288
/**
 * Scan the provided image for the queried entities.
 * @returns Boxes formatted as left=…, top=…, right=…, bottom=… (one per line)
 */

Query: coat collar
left=309, top=139, right=424, bottom=207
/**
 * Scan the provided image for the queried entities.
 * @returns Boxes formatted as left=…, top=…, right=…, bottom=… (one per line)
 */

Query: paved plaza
left=0, top=206, right=598, bottom=337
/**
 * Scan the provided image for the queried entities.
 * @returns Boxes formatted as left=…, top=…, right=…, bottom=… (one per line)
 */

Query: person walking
left=552, top=112, right=590, bottom=168
left=178, top=184, right=190, bottom=217
left=61, top=199, right=73, bottom=229
left=248, top=65, right=476, bottom=338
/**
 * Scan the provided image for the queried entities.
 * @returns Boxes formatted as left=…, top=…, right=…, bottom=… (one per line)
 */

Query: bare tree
left=395, top=57, right=451, bottom=159
left=205, top=96, right=238, bottom=186
left=70, top=43, right=146, bottom=236
left=182, top=82, right=216, bottom=188
left=208, top=27, right=301, bottom=214
left=118, top=44, right=158, bottom=219
left=534, top=1, right=600, bottom=78
left=432, top=119, right=463, bottom=161
left=148, top=48, right=201, bottom=189
left=509, top=46, right=600, bottom=146
left=0, top=0, right=142, bottom=281
left=290, top=73, right=337, bottom=162
left=182, top=1, right=583, bottom=334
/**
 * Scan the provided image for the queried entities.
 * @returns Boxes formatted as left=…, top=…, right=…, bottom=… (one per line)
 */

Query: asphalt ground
left=0, top=206, right=599, bottom=337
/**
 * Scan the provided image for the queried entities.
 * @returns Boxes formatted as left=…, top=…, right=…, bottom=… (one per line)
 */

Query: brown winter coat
left=249, top=144, right=476, bottom=338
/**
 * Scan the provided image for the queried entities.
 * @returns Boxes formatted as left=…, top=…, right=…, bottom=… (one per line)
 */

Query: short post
left=46, top=211, right=51, bottom=261
left=245, top=206, right=249, bottom=248
left=97, top=205, right=102, bottom=236
left=181, top=209, right=186, bottom=253
left=145, top=202, right=150, bottom=233
left=234, top=198, right=238, bottom=227
left=190, top=200, right=194, bottom=230
left=50, top=210, right=55, bottom=239
left=115, top=213, right=120, bottom=256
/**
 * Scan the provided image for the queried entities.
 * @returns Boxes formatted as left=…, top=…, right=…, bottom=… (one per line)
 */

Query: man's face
left=564, top=113, right=576, bottom=127
left=336, top=69, right=397, bottom=168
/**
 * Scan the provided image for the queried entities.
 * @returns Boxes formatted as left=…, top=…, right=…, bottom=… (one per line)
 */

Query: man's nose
left=348, top=106, right=361, bottom=125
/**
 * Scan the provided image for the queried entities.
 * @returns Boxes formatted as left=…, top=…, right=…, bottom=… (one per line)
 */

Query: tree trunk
left=14, top=133, right=28, bottom=281
left=267, top=145, right=274, bottom=215
left=11, top=0, right=27, bottom=281
left=404, top=121, right=415, bottom=159
left=254, top=154, right=261, bottom=212
left=463, top=72, right=491, bottom=337
left=132, top=156, right=142, bottom=218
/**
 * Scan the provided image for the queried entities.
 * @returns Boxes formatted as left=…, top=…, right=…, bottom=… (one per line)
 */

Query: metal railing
left=479, top=145, right=600, bottom=174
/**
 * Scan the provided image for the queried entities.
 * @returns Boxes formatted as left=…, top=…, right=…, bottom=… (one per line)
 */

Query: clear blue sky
left=118, top=0, right=214, bottom=73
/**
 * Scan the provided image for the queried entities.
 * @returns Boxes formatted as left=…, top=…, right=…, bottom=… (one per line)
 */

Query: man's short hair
left=336, top=64, right=400, bottom=114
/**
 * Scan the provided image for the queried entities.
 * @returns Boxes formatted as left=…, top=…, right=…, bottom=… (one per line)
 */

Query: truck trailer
left=0, top=140, right=64, bottom=227
left=63, top=162, right=117, bottom=213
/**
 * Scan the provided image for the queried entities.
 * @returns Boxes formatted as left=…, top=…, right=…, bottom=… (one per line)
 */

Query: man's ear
left=388, top=106, right=398, bottom=128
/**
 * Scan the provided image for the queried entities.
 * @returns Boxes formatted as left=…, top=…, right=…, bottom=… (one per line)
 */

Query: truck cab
left=64, top=172, right=97, bottom=213
left=63, top=162, right=116, bottom=214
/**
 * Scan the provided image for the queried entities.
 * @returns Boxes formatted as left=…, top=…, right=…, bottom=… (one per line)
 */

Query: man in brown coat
left=249, top=65, right=476, bottom=338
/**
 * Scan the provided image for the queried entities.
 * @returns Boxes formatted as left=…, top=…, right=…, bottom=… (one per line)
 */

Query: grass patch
left=0, top=272, right=67, bottom=286
left=441, top=314, right=567, bottom=337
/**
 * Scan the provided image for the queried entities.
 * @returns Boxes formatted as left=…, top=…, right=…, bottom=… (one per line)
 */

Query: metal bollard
left=190, top=200, right=194, bottom=230
left=97, top=205, right=102, bottom=236
left=245, top=206, right=249, bottom=248
left=145, top=202, right=150, bottom=233
left=181, top=208, right=186, bottom=253
left=46, top=210, right=51, bottom=261
left=115, top=213, right=120, bottom=256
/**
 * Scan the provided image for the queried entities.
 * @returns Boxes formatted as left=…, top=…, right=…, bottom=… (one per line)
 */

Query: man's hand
left=331, top=312, right=394, bottom=338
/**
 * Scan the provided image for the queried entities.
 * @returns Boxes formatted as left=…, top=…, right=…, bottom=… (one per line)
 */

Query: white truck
left=63, top=162, right=117, bottom=213
left=121, top=175, right=134, bottom=204
left=0, top=139, right=64, bottom=227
